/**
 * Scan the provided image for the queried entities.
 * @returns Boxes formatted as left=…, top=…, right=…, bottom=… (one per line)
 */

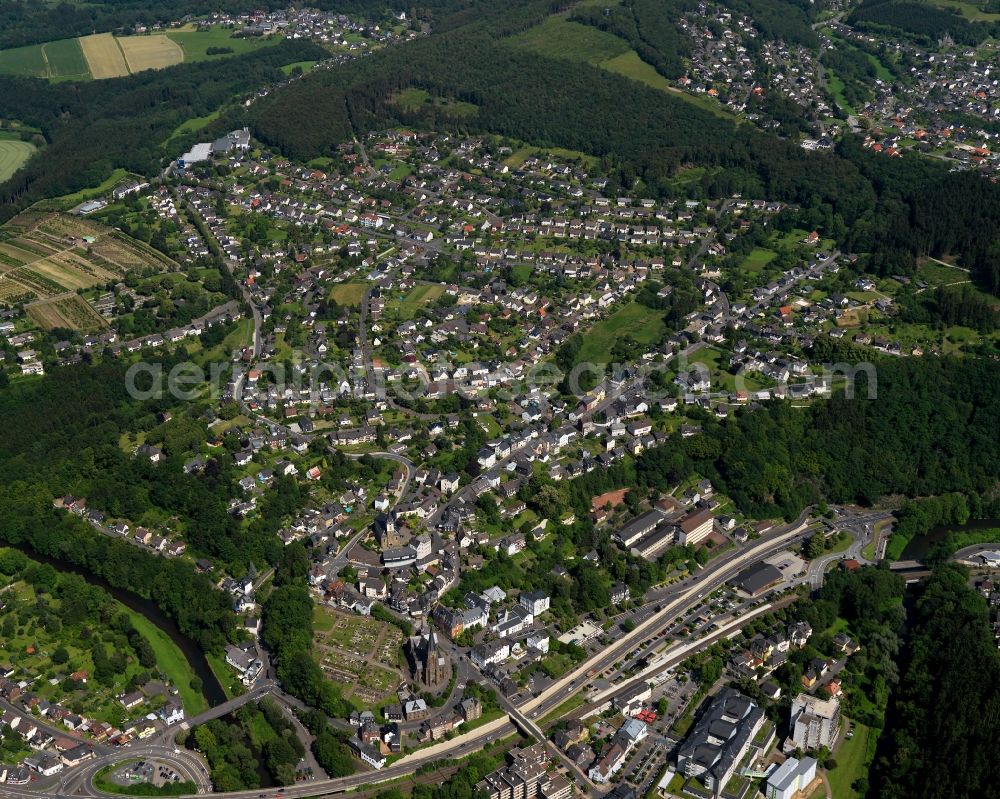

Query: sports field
left=0, top=139, right=36, bottom=182
left=80, top=33, right=130, bottom=79
left=118, top=35, right=184, bottom=73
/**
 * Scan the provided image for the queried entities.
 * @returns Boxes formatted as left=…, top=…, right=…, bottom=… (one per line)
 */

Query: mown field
left=508, top=14, right=739, bottom=121
left=328, top=281, right=369, bottom=306
left=0, top=26, right=281, bottom=82
left=79, top=32, right=130, bottom=79
left=0, top=137, right=35, bottom=182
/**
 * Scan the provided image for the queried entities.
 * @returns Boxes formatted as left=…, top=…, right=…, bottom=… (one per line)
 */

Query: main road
left=32, top=509, right=816, bottom=799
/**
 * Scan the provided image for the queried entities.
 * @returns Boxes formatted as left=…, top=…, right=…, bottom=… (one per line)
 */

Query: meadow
left=508, top=14, right=739, bottom=121
left=576, top=301, right=666, bottom=363
left=0, top=137, right=36, bottom=182
left=328, top=281, right=369, bottom=306
left=166, top=27, right=284, bottom=61
left=0, top=37, right=90, bottom=80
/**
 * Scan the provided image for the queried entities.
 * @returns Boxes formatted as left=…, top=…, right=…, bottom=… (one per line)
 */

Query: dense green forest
left=868, top=565, right=1000, bottom=799
left=0, top=359, right=245, bottom=650
left=848, top=0, right=997, bottom=45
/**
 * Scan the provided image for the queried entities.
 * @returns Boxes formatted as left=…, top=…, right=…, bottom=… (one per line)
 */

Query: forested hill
left=869, top=565, right=1000, bottom=799
left=240, top=0, right=1000, bottom=295
left=5, top=0, right=1000, bottom=293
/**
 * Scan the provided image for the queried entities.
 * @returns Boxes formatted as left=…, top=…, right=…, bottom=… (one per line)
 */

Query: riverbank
left=120, top=608, right=207, bottom=716
left=7, top=543, right=225, bottom=708
left=895, top=520, right=1000, bottom=561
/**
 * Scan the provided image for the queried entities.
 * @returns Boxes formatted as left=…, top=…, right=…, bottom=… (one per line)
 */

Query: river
left=899, top=518, right=1000, bottom=561
left=11, top=544, right=226, bottom=708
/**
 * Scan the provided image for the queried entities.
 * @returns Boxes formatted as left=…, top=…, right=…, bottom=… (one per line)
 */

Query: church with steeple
left=407, top=625, right=450, bottom=690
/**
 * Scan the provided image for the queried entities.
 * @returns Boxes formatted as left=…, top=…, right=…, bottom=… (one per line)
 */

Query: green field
left=50, top=167, right=130, bottom=207
left=166, top=28, right=284, bottom=61
left=167, top=109, right=222, bottom=142
left=508, top=15, right=738, bottom=120
left=328, top=281, right=369, bottom=306
left=392, top=87, right=478, bottom=118
left=44, top=37, right=91, bottom=80
left=280, top=59, right=317, bottom=75
left=828, top=722, right=874, bottom=799
left=741, top=247, right=776, bottom=273
left=121, top=608, right=207, bottom=715
left=396, top=283, right=445, bottom=318
left=0, top=43, right=48, bottom=77
left=0, top=139, right=36, bottom=182
left=509, top=16, right=629, bottom=64
left=0, top=37, right=91, bottom=80
left=577, top=301, right=666, bottom=363
left=826, top=69, right=856, bottom=116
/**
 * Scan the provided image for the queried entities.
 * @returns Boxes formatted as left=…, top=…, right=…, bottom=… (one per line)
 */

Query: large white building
left=790, top=694, right=840, bottom=750
left=766, top=757, right=817, bottom=799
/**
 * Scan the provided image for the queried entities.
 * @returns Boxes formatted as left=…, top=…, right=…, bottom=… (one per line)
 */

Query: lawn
left=826, top=69, right=856, bottom=116
left=576, top=301, right=665, bottom=363
left=206, top=651, right=245, bottom=701
left=828, top=721, right=873, bottom=799
left=121, top=608, right=207, bottom=716
left=192, top=317, right=253, bottom=364
left=280, top=59, right=316, bottom=75
left=329, top=281, right=369, bottom=306
left=0, top=139, right=36, bottom=182
left=741, top=247, right=776, bottom=273
left=166, top=27, right=284, bottom=61
left=396, top=283, right=445, bottom=318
